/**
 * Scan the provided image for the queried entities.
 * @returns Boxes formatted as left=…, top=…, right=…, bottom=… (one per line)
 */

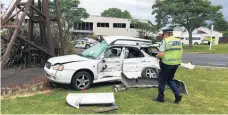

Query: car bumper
left=44, top=66, right=74, bottom=84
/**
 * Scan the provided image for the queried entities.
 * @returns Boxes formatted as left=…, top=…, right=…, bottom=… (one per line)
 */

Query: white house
left=172, top=27, right=223, bottom=45
left=71, top=15, right=152, bottom=37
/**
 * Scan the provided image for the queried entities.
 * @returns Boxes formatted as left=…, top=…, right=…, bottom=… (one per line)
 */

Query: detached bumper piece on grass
left=66, top=93, right=118, bottom=113
left=113, top=72, right=189, bottom=95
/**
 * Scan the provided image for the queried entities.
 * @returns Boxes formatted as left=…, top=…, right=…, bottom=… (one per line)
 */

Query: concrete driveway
left=183, top=53, right=228, bottom=67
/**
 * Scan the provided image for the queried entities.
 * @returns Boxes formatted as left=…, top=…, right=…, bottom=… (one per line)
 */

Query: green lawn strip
left=183, top=44, right=228, bottom=54
left=1, top=67, right=228, bottom=114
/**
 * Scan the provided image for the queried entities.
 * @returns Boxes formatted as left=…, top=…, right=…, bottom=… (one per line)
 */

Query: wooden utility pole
left=54, top=0, right=64, bottom=55
left=1, top=0, right=57, bottom=69
left=43, top=0, right=55, bottom=56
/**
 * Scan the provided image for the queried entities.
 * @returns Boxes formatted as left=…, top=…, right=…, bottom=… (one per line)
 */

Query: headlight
left=53, top=64, right=64, bottom=71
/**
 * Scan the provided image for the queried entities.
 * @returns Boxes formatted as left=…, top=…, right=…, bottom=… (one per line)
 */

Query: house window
left=113, top=23, right=126, bottom=28
left=74, top=22, right=93, bottom=30
left=97, top=23, right=109, bottom=27
left=130, top=24, right=135, bottom=28
left=113, top=23, right=118, bottom=28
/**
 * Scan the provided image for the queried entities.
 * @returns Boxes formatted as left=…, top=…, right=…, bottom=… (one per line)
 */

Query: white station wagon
left=44, top=36, right=160, bottom=90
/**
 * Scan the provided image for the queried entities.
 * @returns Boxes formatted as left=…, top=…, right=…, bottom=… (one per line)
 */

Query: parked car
left=74, top=38, right=98, bottom=49
left=178, top=36, right=202, bottom=45
left=44, top=36, right=160, bottom=90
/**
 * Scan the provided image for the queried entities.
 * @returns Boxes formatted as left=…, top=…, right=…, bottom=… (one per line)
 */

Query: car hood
left=48, top=54, right=92, bottom=64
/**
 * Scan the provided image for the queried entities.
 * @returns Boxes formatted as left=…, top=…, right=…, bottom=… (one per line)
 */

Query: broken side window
left=104, top=47, right=122, bottom=58
left=124, top=47, right=144, bottom=59
left=141, top=47, right=159, bottom=57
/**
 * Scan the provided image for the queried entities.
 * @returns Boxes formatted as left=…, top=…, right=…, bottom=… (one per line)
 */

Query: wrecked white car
left=44, top=36, right=160, bottom=90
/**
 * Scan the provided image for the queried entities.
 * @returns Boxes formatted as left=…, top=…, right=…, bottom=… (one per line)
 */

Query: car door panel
left=122, top=47, right=148, bottom=78
left=102, top=58, right=122, bottom=72
left=123, top=58, right=145, bottom=72
left=97, top=47, right=124, bottom=79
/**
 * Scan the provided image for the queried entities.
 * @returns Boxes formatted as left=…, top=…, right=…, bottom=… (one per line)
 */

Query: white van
left=177, top=36, right=202, bottom=45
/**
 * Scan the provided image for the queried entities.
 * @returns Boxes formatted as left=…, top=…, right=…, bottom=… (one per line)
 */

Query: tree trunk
left=188, top=29, right=193, bottom=48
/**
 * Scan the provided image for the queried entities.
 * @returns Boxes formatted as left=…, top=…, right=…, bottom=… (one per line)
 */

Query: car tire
left=194, top=42, right=199, bottom=45
left=71, top=71, right=93, bottom=90
left=141, top=67, right=158, bottom=79
left=85, top=44, right=90, bottom=49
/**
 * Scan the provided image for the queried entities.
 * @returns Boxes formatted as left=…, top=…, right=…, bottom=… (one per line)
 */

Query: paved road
left=183, top=53, right=228, bottom=67
left=1, top=67, right=45, bottom=87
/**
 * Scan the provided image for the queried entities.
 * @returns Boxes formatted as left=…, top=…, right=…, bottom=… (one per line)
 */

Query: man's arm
left=156, top=40, right=165, bottom=58
left=157, top=52, right=165, bottom=57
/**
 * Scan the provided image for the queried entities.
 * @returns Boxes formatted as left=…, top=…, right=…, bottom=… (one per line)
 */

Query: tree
left=152, top=0, right=222, bottom=48
left=101, top=8, right=132, bottom=19
left=151, top=2, right=168, bottom=31
left=49, top=0, right=89, bottom=54
left=213, top=16, right=228, bottom=31
left=132, top=20, right=156, bottom=39
left=49, top=0, right=89, bottom=33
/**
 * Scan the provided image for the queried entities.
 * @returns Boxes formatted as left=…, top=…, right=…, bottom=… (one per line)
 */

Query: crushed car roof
left=103, top=36, right=152, bottom=45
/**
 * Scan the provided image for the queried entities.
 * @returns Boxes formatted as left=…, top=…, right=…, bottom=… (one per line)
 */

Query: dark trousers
left=157, top=61, right=180, bottom=100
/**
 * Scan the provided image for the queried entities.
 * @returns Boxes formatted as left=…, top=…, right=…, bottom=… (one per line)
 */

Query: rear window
left=192, top=37, right=201, bottom=40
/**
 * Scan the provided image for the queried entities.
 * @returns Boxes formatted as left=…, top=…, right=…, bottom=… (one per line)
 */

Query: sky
left=1, top=0, right=228, bottom=23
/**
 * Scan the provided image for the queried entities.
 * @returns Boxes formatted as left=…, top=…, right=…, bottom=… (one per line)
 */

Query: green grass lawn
left=1, top=67, right=228, bottom=114
left=183, top=44, right=228, bottom=54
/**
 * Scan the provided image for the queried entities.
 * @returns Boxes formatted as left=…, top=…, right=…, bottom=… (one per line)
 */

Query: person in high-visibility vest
left=153, top=28, right=183, bottom=104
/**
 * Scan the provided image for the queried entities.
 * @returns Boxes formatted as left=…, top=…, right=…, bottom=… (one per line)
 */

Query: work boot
left=174, top=95, right=182, bottom=104
left=152, top=97, right=164, bottom=103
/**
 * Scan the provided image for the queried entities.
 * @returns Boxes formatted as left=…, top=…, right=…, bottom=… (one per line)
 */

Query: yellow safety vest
left=162, top=36, right=183, bottom=65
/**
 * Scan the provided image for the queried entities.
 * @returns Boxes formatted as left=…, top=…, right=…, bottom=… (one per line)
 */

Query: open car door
left=97, top=46, right=124, bottom=80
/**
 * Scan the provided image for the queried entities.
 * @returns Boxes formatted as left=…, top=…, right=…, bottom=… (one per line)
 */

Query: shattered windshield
left=81, top=40, right=109, bottom=59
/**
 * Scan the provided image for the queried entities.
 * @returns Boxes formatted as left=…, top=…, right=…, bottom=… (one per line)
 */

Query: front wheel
left=71, top=71, right=93, bottom=90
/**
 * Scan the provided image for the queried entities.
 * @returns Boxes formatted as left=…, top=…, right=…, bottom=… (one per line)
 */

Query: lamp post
left=209, top=25, right=214, bottom=50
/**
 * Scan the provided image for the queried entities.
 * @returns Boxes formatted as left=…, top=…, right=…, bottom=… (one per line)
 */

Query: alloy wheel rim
left=146, top=69, right=157, bottom=78
left=76, top=74, right=90, bottom=89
